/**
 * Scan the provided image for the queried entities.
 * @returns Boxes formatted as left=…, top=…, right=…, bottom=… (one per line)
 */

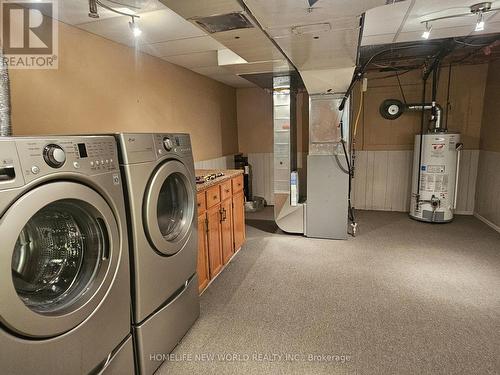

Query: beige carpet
left=157, top=209, right=500, bottom=375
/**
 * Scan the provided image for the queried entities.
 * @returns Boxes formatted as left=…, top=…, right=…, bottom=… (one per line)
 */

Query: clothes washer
left=0, top=136, right=134, bottom=374
left=115, top=133, right=199, bottom=374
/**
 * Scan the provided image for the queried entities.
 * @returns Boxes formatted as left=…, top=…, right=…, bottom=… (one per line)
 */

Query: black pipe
left=340, top=42, right=443, bottom=112
left=432, top=66, right=438, bottom=103
left=445, top=65, right=452, bottom=131
left=339, top=120, right=355, bottom=225
left=415, top=78, right=427, bottom=210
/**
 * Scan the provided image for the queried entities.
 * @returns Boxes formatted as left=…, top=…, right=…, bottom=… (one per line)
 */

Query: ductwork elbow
left=431, top=103, right=443, bottom=132
left=0, top=48, right=12, bottom=137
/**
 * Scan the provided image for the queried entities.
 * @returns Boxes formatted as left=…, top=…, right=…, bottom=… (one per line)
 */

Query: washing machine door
left=143, top=159, right=195, bottom=256
left=0, top=182, right=121, bottom=338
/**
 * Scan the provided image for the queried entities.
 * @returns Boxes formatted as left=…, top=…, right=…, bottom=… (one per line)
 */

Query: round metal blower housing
left=379, top=99, right=405, bottom=120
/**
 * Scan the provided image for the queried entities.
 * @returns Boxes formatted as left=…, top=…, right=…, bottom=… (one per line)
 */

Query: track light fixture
left=475, top=12, right=485, bottom=31
left=421, top=22, right=432, bottom=39
left=88, top=0, right=141, bottom=37
left=420, top=2, right=497, bottom=38
left=129, top=18, right=142, bottom=37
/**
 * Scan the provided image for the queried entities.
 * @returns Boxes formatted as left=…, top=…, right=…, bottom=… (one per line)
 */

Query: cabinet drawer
left=232, top=175, right=244, bottom=193
left=197, top=192, right=206, bottom=215
left=206, top=185, right=221, bottom=208
left=220, top=180, right=232, bottom=201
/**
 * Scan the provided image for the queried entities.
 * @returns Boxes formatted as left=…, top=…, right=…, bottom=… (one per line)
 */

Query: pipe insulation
left=0, top=48, right=12, bottom=137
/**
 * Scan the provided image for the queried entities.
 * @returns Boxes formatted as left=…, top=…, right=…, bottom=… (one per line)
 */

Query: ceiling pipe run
left=0, top=48, right=12, bottom=137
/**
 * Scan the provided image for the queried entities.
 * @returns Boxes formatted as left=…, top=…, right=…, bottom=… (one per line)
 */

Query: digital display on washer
left=77, top=143, right=88, bottom=158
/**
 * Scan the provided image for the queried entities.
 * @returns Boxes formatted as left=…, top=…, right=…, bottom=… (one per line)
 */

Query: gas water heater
left=410, top=133, right=461, bottom=222
left=380, top=98, right=462, bottom=223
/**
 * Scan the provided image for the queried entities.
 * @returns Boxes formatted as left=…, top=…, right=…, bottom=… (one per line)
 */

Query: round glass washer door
left=0, top=182, right=120, bottom=338
left=144, top=160, right=195, bottom=256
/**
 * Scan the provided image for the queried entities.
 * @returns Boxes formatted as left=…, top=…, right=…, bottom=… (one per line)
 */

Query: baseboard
left=455, top=210, right=474, bottom=215
left=474, top=213, right=500, bottom=233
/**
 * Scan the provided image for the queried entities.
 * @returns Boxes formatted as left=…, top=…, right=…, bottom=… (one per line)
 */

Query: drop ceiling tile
left=215, top=28, right=283, bottom=62
left=244, top=0, right=385, bottom=29
left=139, top=35, right=225, bottom=57
left=78, top=9, right=205, bottom=47
left=362, top=0, right=500, bottom=45
left=162, top=51, right=218, bottom=68
left=222, top=60, right=292, bottom=75
left=361, top=1, right=410, bottom=45
left=240, top=0, right=385, bottom=84
left=159, top=0, right=241, bottom=19
left=190, top=66, right=255, bottom=87
left=57, top=0, right=165, bottom=26
left=208, top=74, right=256, bottom=88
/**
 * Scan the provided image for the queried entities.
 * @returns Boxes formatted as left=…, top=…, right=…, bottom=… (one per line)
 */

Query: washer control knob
left=43, top=144, right=66, bottom=168
left=163, top=137, right=174, bottom=151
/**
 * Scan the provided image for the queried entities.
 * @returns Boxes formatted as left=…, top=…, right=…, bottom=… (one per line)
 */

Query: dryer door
left=143, top=159, right=195, bottom=256
left=0, top=182, right=121, bottom=338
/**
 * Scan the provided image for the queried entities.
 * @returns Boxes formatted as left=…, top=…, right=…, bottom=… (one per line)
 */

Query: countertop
left=195, top=169, right=243, bottom=192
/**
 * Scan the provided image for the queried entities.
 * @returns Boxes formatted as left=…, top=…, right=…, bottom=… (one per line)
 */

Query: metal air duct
left=0, top=48, right=12, bottom=137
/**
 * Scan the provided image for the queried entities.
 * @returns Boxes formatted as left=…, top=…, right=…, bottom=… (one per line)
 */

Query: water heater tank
left=410, top=133, right=461, bottom=223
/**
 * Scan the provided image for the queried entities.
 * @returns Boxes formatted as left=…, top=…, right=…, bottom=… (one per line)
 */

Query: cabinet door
left=207, top=204, right=223, bottom=278
left=232, top=191, right=246, bottom=251
left=220, top=198, right=234, bottom=264
left=197, top=215, right=210, bottom=293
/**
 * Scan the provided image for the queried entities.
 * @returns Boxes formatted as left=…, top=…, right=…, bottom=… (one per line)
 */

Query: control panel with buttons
left=153, top=133, right=192, bottom=159
left=116, top=133, right=193, bottom=165
left=14, top=136, right=119, bottom=183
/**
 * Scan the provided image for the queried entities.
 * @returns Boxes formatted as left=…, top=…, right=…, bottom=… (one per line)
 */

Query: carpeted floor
left=158, top=209, right=500, bottom=375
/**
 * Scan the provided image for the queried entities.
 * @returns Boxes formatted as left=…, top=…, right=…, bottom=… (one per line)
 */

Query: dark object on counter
left=195, top=173, right=225, bottom=184
left=234, top=154, right=251, bottom=201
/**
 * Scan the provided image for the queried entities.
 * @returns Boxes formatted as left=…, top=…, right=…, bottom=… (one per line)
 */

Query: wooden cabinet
left=220, top=197, right=234, bottom=264
left=232, top=191, right=246, bottom=252
left=197, top=192, right=206, bottom=215
left=196, top=173, right=246, bottom=293
left=206, top=185, right=220, bottom=208
left=206, top=204, right=223, bottom=278
left=196, top=215, right=210, bottom=292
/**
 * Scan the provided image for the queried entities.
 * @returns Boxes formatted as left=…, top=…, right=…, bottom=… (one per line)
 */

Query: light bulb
left=129, top=19, right=142, bottom=37
left=421, top=23, right=432, bottom=39
left=475, top=13, right=485, bottom=31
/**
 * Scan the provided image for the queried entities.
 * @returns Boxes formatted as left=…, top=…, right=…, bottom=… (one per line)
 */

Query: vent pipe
left=380, top=99, right=443, bottom=132
left=0, top=48, right=12, bottom=137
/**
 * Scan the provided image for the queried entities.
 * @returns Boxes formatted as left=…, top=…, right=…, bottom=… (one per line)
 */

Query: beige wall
left=236, top=87, right=273, bottom=154
left=479, top=59, right=500, bottom=152
left=9, top=22, right=238, bottom=162
left=236, top=87, right=308, bottom=154
left=351, top=64, right=488, bottom=151
left=475, top=59, right=500, bottom=229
